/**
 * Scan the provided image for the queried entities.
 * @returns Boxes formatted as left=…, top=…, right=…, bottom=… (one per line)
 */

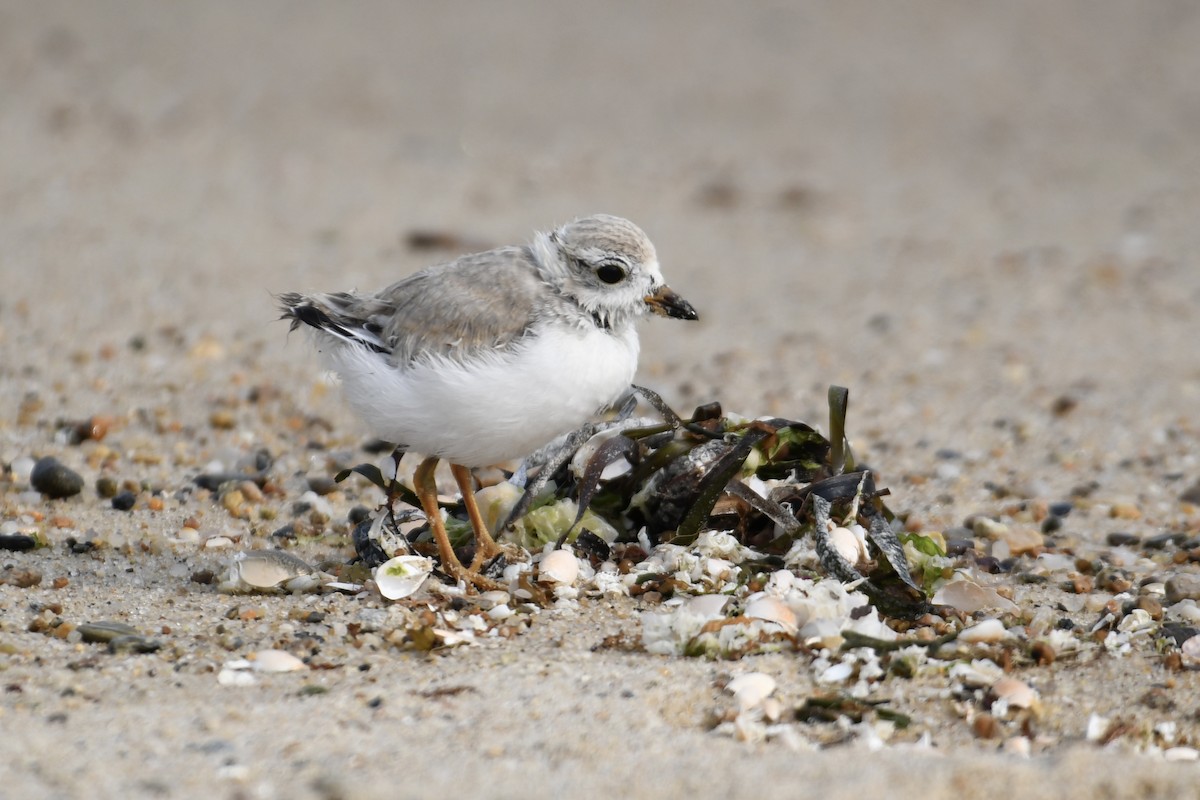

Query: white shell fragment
left=992, top=677, right=1038, bottom=709
left=958, top=618, right=1009, bottom=644
left=538, top=549, right=580, bottom=585
left=251, top=649, right=307, bottom=673
left=220, top=550, right=323, bottom=593
left=726, top=672, right=777, bottom=710
left=933, top=578, right=1018, bottom=614
left=373, top=555, right=434, bottom=600
left=744, top=596, right=799, bottom=632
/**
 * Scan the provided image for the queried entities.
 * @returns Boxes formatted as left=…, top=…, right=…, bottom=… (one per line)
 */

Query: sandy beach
left=3, top=2, right=1200, bottom=797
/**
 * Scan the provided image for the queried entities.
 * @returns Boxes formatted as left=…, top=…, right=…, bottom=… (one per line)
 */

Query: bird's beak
left=644, top=285, right=699, bottom=321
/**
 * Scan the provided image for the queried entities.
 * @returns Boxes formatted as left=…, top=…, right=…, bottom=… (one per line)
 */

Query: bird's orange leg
left=450, top=463, right=502, bottom=572
left=413, top=456, right=501, bottom=591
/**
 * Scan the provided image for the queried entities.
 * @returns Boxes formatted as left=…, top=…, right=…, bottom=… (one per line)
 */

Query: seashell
left=818, top=661, right=854, bottom=684
left=933, top=578, right=1018, bottom=613
left=992, top=677, right=1038, bottom=709
left=744, top=596, right=798, bottom=631
left=828, top=525, right=868, bottom=565
left=251, top=649, right=307, bottom=673
left=958, top=618, right=1008, bottom=644
left=726, top=672, right=776, bottom=710
left=476, top=590, right=512, bottom=610
left=1180, top=634, right=1200, bottom=667
left=1164, top=747, right=1200, bottom=762
left=685, top=594, right=729, bottom=617
left=217, top=660, right=257, bottom=687
left=474, top=481, right=524, bottom=535
left=538, top=549, right=580, bottom=585
left=373, top=555, right=433, bottom=600
left=230, top=550, right=316, bottom=588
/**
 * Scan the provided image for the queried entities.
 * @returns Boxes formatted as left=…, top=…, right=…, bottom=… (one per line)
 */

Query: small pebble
left=95, top=476, right=119, bottom=499
left=78, top=621, right=139, bottom=643
left=1047, top=501, right=1073, bottom=517
left=1165, top=574, right=1200, bottom=605
left=972, top=713, right=1000, bottom=739
left=1145, top=532, right=1186, bottom=550
left=1109, top=502, right=1141, bottom=520
left=30, top=457, right=84, bottom=499
left=111, top=491, right=137, bottom=511
left=1106, top=532, right=1140, bottom=547
left=0, top=534, right=38, bottom=552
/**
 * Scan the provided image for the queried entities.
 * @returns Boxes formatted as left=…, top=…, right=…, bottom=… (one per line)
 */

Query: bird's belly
left=325, top=325, right=638, bottom=466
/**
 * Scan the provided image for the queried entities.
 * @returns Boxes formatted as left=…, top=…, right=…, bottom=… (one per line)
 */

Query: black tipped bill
left=644, top=285, right=699, bottom=321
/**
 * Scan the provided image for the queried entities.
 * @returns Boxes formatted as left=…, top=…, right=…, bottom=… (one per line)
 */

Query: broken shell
left=684, top=594, right=729, bottom=617
left=958, top=618, right=1008, bottom=644
left=744, top=596, right=798, bottom=632
left=726, top=672, right=776, bottom=710
left=538, top=549, right=579, bottom=585
left=223, top=550, right=319, bottom=592
left=373, top=555, right=433, bottom=600
left=992, top=677, right=1038, bottom=709
left=251, top=649, right=307, bottom=673
left=933, top=578, right=1019, bottom=614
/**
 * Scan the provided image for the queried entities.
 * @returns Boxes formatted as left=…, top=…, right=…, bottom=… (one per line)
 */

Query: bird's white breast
left=318, top=322, right=639, bottom=467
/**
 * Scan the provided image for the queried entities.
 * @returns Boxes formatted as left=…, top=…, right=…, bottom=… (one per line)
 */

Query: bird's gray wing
left=291, top=246, right=558, bottom=366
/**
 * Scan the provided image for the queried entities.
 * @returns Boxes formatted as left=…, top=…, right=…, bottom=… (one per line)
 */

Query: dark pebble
left=66, top=538, right=96, bottom=554
left=944, top=538, right=974, bottom=556
left=1055, top=617, right=1076, bottom=630
left=30, top=457, right=84, bottom=499
left=1048, top=501, right=1073, bottom=517
left=1160, top=622, right=1200, bottom=647
left=108, top=635, right=162, bottom=654
left=271, top=523, right=297, bottom=540
left=934, top=448, right=961, bottom=460
left=0, top=534, right=38, bottom=552
left=348, top=505, right=372, bottom=526
left=1144, top=532, right=1187, bottom=550
left=1106, top=532, right=1141, bottom=547
left=1041, top=516, right=1064, bottom=534
left=111, top=491, right=137, bottom=511
left=306, top=475, right=337, bottom=495
left=190, top=569, right=216, bottom=585
left=974, top=556, right=1003, bottom=573
left=95, top=476, right=119, bottom=499
left=1180, top=480, right=1200, bottom=505
left=78, top=621, right=139, bottom=643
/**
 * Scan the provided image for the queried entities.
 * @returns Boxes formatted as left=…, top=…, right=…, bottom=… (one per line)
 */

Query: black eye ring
left=596, top=263, right=626, bottom=284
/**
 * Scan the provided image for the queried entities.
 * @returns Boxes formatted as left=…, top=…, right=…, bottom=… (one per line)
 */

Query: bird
left=279, top=214, right=698, bottom=589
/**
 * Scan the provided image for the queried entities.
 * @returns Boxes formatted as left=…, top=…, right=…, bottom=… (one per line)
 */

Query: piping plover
left=279, top=214, right=697, bottom=587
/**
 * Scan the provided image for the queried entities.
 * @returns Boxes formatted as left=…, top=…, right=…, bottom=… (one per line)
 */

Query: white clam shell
left=538, top=549, right=580, bottom=585
left=373, top=555, right=433, bottom=600
left=252, top=649, right=307, bottom=673
left=726, top=672, right=777, bottom=710
left=958, top=618, right=1008, bottom=644
left=828, top=525, right=868, bottom=565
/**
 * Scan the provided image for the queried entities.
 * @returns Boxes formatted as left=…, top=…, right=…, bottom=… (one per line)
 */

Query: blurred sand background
left=3, top=2, right=1200, bottom=797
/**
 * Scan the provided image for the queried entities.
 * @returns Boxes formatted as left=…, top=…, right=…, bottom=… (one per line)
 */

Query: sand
left=3, top=2, right=1200, bottom=797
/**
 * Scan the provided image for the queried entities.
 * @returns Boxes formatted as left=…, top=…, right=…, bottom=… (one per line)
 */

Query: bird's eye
left=596, top=263, right=626, bottom=284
